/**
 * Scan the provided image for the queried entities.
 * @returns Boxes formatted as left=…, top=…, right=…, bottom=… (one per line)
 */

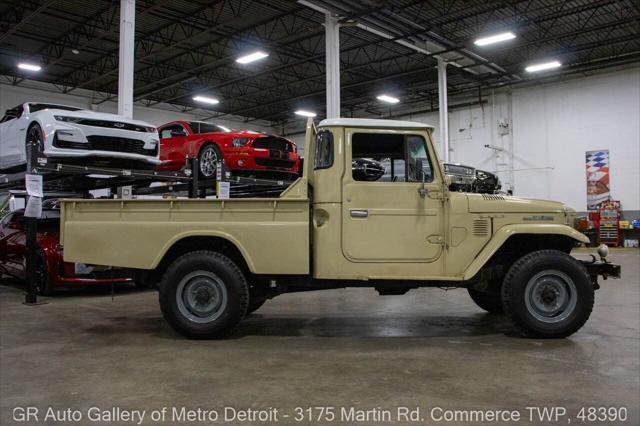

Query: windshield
left=188, top=122, right=231, bottom=134
left=28, top=103, right=83, bottom=113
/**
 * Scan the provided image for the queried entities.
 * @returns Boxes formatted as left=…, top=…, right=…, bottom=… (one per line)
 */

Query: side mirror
left=416, top=159, right=427, bottom=198
left=170, top=129, right=187, bottom=137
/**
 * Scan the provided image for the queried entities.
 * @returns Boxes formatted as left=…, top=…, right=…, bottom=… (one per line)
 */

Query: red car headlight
left=231, top=137, right=250, bottom=147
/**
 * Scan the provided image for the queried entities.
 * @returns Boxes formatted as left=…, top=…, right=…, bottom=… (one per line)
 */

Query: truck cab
left=60, top=118, right=620, bottom=339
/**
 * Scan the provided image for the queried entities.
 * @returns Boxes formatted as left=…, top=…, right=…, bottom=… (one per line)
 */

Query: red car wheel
left=198, top=144, right=219, bottom=179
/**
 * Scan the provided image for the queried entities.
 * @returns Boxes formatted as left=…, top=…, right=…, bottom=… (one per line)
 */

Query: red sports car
left=156, top=121, right=300, bottom=178
left=0, top=208, right=132, bottom=295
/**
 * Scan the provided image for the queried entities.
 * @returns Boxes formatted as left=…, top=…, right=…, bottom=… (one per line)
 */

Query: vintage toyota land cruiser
left=60, top=118, right=620, bottom=339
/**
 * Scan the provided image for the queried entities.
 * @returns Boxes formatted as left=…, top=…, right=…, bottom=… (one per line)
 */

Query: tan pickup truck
left=60, top=118, right=620, bottom=339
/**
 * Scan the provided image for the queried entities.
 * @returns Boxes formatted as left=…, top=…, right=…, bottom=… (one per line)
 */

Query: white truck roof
left=318, top=118, right=434, bottom=129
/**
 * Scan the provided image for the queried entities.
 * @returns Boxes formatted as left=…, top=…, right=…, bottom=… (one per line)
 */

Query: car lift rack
left=1, top=154, right=296, bottom=305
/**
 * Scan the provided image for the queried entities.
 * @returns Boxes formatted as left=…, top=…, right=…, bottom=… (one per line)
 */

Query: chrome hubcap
left=176, top=271, right=227, bottom=323
left=524, top=270, right=577, bottom=323
left=199, top=147, right=217, bottom=177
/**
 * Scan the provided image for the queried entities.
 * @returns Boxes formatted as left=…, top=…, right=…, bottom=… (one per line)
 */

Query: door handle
left=350, top=209, right=368, bottom=218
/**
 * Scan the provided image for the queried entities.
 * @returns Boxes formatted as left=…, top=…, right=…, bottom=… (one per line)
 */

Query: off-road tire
left=502, top=250, right=594, bottom=338
left=468, top=287, right=503, bottom=313
left=159, top=251, right=249, bottom=339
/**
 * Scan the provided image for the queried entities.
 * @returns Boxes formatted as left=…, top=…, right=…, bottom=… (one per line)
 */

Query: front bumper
left=582, top=260, right=621, bottom=279
left=580, top=258, right=621, bottom=290
left=45, top=125, right=161, bottom=165
left=224, top=148, right=299, bottom=173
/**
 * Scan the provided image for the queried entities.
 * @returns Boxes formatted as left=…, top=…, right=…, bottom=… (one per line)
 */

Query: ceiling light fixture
left=525, top=60, right=562, bottom=73
left=17, top=63, right=41, bottom=72
left=192, top=96, right=219, bottom=105
left=295, top=110, right=316, bottom=118
left=474, top=31, right=516, bottom=46
left=236, top=51, right=269, bottom=64
left=377, top=94, right=400, bottom=104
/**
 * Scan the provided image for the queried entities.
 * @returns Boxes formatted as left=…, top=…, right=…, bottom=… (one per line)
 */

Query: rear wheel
left=502, top=250, right=594, bottom=338
left=159, top=251, right=249, bottom=339
left=468, top=286, right=503, bottom=313
left=198, top=144, right=220, bottom=179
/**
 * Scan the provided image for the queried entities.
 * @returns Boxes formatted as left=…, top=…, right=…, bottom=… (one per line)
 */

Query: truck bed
left=60, top=198, right=309, bottom=274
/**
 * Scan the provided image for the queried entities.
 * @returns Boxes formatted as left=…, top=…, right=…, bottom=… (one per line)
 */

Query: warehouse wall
left=288, top=67, right=639, bottom=214
left=433, top=67, right=640, bottom=214
left=0, top=81, right=273, bottom=132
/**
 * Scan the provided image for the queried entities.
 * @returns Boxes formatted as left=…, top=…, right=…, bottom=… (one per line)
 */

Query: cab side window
left=351, top=133, right=433, bottom=183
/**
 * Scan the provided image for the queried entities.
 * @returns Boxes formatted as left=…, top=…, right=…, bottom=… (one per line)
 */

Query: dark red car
left=156, top=121, right=300, bottom=179
left=0, top=208, right=132, bottom=295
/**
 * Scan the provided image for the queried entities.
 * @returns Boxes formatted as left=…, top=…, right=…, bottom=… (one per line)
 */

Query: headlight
left=145, top=126, right=156, bottom=133
left=232, top=137, right=250, bottom=147
left=54, top=115, right=83, bottom=122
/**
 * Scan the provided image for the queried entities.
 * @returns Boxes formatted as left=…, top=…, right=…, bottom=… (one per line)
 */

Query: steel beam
left=117, top=0, right=135, bottom=119
left=438, top=58, right=449, bottom=162
left=325, top=12, right=341, bottom=118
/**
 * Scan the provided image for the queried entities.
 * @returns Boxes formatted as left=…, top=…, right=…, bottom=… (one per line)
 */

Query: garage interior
left=1, top=1, right=639, bottom=425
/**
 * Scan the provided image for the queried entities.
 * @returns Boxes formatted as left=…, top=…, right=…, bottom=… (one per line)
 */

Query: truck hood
left=467, top=194, right=565, bottom=213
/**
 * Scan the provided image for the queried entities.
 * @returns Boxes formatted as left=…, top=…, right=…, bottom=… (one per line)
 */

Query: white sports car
left=0, top=102, right=161, bottom=171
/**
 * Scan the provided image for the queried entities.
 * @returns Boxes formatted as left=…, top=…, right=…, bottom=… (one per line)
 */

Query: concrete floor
left=1, top=249, right=638, bottom=426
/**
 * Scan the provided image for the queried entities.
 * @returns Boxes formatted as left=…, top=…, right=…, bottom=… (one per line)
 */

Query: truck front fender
left=462, top=224, right=589, bottom=280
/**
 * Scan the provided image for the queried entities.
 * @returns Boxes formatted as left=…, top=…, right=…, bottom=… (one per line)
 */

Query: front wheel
left=198, top=144, right=220, bottom=179
left=159, top=251, right=249, bottom=339
left=502, top=250, right=594, bottom=338
left=26, top=123, right=45, bottom=170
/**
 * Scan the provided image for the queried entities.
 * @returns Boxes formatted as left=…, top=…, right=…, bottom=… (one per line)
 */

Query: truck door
left=342, top=129, right=444, bottom=263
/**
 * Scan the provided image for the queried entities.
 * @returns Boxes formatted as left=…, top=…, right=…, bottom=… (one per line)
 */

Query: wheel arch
left=195, top=139, right=221, bottom=157
left=152, top=234, right=254, bottom=279
left=462, top=224, right=589, bottom=281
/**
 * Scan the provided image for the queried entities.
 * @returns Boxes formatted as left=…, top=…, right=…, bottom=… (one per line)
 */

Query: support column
left=118, top=0, right=135, bottom=119
left=325, top=13, right=340, bottom=119
left=437, top=58, right=449, bottom=162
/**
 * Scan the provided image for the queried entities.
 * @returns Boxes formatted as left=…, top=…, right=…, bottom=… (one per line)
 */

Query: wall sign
left=586, top=150, right=610, bottom=210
